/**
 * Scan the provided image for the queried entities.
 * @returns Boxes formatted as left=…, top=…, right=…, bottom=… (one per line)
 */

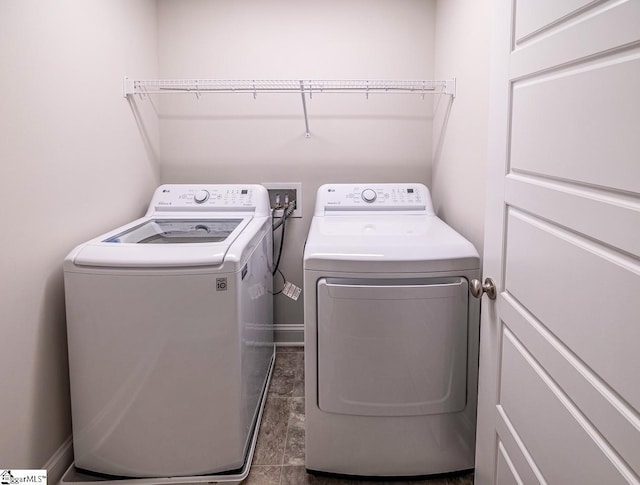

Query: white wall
left=156, top=0, right=437, bottom=333
left=432, top=0, right=492, bottom=256
left=0, top=0, right=159, bottom=474
left=0, top=0, right=492, bottom=471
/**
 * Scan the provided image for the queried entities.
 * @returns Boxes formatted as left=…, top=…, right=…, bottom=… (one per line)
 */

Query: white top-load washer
left=64, top=184, right=274, bottom=479
left=303, top=183, right=480, bottom=478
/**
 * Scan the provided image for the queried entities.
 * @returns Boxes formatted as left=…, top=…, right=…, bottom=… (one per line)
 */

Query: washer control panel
left=316, top=183, right=434, bottom=215
left=147, top=184, right=271, bottom=216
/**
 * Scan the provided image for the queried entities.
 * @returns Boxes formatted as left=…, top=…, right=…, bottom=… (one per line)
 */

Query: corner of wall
left=432, top=0, right=492, bottom=256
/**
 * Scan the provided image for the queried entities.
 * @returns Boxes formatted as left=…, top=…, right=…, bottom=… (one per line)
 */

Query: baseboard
left=44, top=435, right=73, bottom=485
left=274, top=324, right=304, bottom=346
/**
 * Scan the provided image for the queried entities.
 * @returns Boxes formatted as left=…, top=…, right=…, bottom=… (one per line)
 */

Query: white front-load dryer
left=303, top=183, right=480, bottom=478
left=64, top=184, right=274, bottom=479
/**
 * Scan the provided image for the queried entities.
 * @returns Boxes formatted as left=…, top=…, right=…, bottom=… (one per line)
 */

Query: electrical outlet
left=262, top=182, right=302, bottom=218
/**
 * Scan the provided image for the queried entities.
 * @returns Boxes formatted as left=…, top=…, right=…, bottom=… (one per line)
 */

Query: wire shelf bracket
left=123, top=77, right=456, bottom=138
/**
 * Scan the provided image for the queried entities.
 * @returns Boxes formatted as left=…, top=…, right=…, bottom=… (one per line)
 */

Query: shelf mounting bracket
left=300, top=80, right=311, bottom=138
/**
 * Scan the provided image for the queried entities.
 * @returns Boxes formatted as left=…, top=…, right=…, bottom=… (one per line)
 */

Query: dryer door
left=317, top=277, right=469, bottom=417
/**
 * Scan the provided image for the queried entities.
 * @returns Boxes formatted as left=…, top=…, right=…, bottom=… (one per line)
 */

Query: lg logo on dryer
left=216, top=278, right=228, bottom=291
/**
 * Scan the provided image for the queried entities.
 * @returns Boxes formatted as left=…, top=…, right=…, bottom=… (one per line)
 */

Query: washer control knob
left=194, top=190, right=210, bottom=204
left=361, top=188, right=377, bottom=203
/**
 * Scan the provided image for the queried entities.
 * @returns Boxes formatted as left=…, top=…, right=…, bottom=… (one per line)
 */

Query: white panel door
left=475, top=1, right=640, bottom=484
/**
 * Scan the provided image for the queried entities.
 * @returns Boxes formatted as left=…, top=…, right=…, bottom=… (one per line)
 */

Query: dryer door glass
left=104, top=219, right=243, bottom=244
left=317, top=277, right=469, bottom=417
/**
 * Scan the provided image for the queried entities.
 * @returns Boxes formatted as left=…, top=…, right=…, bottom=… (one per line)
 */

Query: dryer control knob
left=194, top=190, right=210, bottom=203
left=362, top=189, right=377, bottom=203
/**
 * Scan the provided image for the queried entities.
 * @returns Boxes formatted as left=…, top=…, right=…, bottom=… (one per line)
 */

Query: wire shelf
left=124, top=78, right=456, bottom=96
left=122, top=77, right=456, bottom=137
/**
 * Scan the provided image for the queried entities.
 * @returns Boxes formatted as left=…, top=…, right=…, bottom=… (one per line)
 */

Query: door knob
left=470, top=278, right=497, bottom=300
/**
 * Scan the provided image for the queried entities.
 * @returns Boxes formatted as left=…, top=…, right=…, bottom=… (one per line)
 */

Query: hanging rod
left=123, top=78, right=456, bottom=97
left=123, top=77, right=456, bottom=138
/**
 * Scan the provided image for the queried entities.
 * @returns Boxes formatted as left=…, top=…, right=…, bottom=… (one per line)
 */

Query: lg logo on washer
left=216, top=278, right=227, bottom=291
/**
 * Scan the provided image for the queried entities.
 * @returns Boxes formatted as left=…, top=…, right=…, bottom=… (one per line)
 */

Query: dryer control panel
left=315, top=183, right=435, bottom=215
left=146, top=184, right=271, bottom=216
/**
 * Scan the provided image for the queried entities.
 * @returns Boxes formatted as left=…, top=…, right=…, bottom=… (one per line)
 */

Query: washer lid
left=103, top=219, right=243, bottom=244
left=303, top=215, right=480, bottom=273
left=70, top=216, right=254, bottom=268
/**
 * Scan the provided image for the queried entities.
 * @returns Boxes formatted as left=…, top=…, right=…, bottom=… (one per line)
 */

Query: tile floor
left=244, top=346, right=474, bottom=485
